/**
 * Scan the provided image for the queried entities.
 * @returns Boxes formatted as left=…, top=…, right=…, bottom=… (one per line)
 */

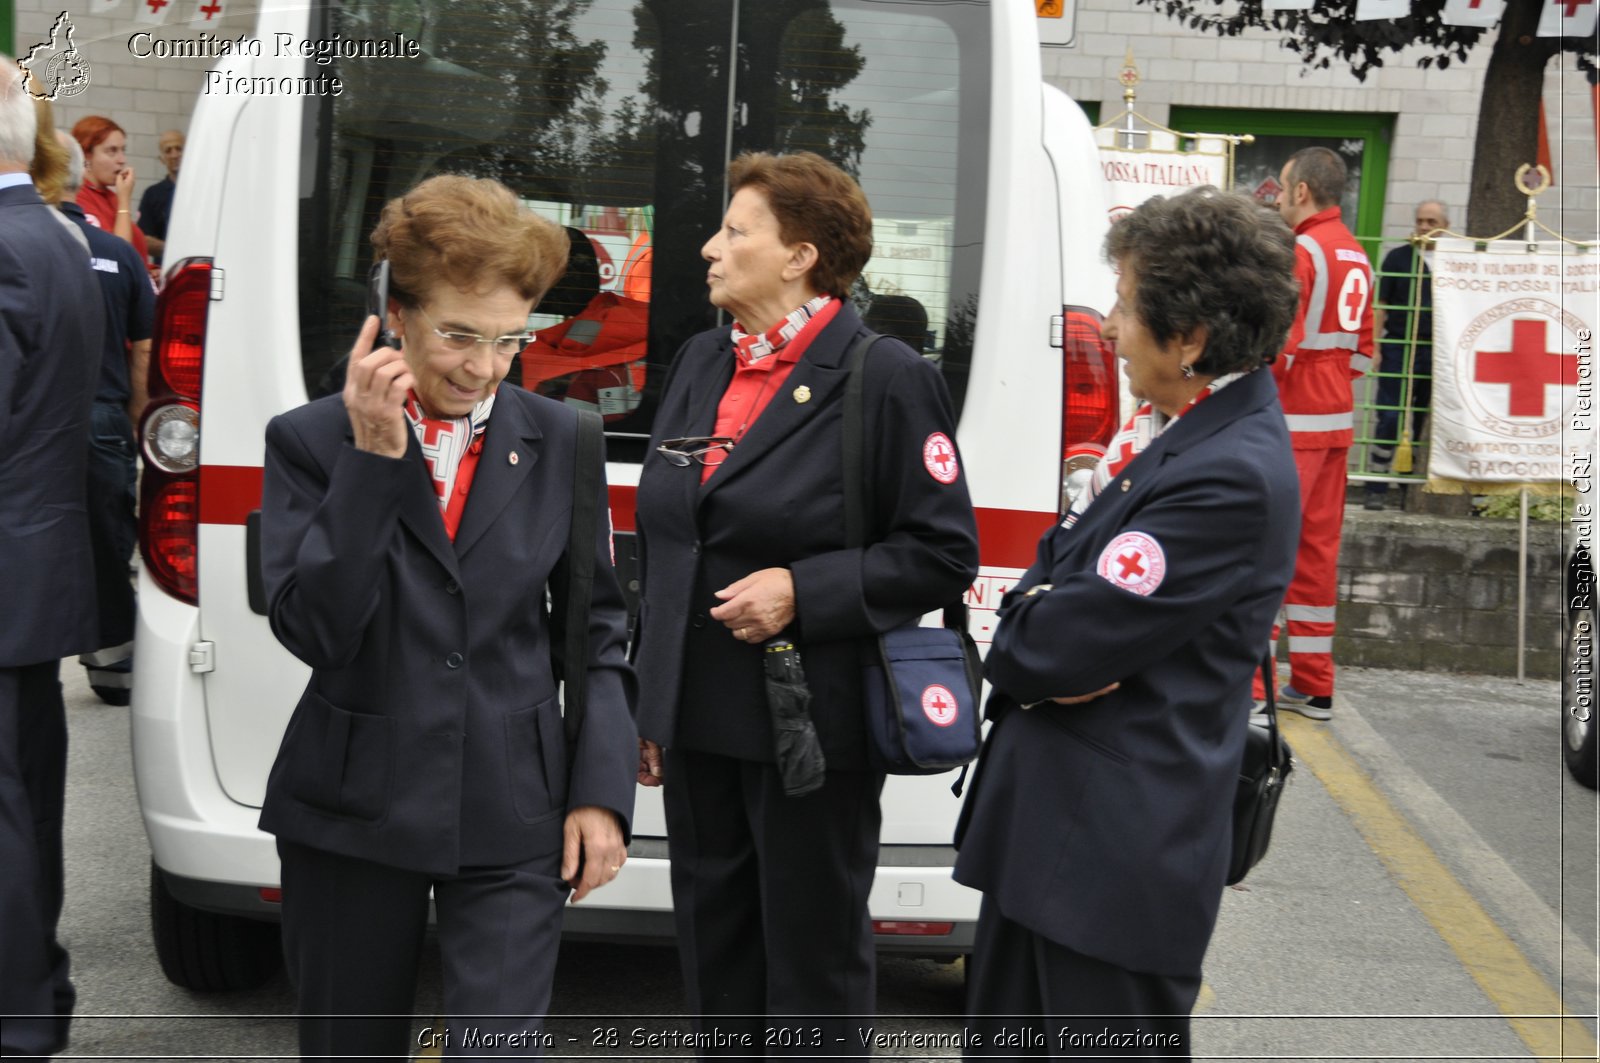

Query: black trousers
left=277, top=840, right=569, bottom=1062
left=80, top=402, right=137, bottom=694
left=663, top=748, right=884, bottom=1059
left=964, top=896, right=1198, bottom=1060
left=0, top=661, right=73, bottom=1057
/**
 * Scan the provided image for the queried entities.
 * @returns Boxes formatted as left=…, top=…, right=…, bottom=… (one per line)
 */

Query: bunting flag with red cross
left=1440, top=0, right=1506, bottom=27
left=134, top=0, right=176, bottom=26
left=1537, top=0, right=1599, bottom=37
left=1427, top=239, right=1596, bottom=485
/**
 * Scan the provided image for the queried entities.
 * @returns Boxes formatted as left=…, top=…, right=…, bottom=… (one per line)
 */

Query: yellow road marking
left=1284, top=714, right=1599, bottom=1062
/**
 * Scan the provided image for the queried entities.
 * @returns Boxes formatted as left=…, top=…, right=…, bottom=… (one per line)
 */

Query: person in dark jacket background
left=954, top=188, right=1303, bottom=1059
left=38, top=126, right=154, bottom=706
left=0, top=58, right=105, bottom=1058
left=258, top=175, right=637, bottom=1060
left=633, top=151, right=978, bottom=1054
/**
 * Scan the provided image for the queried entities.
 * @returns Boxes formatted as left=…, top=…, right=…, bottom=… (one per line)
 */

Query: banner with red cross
left=1428, top=239, right=1595, bottom=484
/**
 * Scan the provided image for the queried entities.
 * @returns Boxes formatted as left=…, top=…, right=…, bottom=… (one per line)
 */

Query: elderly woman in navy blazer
left=633, top=151, right=979, bottom=1052
left=258, top=175, right=637, bottom=1060
left=955, top=188, right=1303, bottom=1059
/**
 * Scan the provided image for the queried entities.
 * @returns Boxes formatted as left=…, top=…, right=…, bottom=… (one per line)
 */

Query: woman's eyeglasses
left=414, top=305, right=536, bottom=356
left=656, top=436, right=736, bottom=466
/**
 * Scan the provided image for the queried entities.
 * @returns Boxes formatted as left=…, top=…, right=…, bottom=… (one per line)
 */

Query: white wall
left=14, top=0, right=262, bottom=228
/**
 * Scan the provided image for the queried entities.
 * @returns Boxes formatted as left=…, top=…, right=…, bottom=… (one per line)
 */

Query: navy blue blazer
left=632, top=303, right=979, bottom=768
left=954, top=367, right=1300, bottom=979
left=258, top=387, right=637, bottom=876
left=0, top=182, right=103, bottom=667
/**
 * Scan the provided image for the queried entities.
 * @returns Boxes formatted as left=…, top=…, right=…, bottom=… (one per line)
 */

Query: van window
left=297, top=0, right=990, bottom=453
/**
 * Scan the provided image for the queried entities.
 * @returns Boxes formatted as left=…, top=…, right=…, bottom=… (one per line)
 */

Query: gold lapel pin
left=509, top=450, right=519, bottom=466
left=793, top=385, right=812, bottom=404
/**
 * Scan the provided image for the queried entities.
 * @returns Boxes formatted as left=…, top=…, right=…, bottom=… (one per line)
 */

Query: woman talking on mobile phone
left=257, top=175, right=637, bottom=1061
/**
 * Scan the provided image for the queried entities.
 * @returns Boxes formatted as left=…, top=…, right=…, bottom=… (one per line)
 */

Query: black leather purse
left=1228, top=656, right=1294, bottom=885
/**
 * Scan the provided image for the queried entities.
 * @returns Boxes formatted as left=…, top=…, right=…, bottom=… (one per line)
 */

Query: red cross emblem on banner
left=1096, top=531, right=1167, bottom=596
left=921, top=684, right=959, bottom=727
left=1474, top=318, right=1577, bottom=418
left=1558, top=0, right=1593, bottom=19
left=922, top=432, right=959, bottom=484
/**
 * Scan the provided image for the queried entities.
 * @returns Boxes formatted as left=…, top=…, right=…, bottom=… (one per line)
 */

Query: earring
left=1181, top=363, right=1195, bottom=380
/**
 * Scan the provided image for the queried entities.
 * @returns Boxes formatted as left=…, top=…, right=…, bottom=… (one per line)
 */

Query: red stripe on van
left=609, top=484, right=637, bottom=533
left=974, top=507, right=1053, bottom=570
left=199, top=465, right=264, bottom=525
left=608, top=485, right=1049, bottom=569
left=198, top=469, right=1051, bottom=569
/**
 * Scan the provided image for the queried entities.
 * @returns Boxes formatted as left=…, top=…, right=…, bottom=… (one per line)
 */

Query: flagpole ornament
left=1118, top=48, right=1144, bottom=151
left=1515, top=164, right=1552, bottom=245
left=1119, top=48, right=1141, bottom=103
left=1514, top=163, right=1552, bottom=199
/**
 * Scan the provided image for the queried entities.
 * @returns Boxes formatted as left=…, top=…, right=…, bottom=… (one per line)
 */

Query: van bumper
left=563, top=839, right=978, bottom=955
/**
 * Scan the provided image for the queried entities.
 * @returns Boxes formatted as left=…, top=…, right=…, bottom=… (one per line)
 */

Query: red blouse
left=76, top=182, right=151, bottom=267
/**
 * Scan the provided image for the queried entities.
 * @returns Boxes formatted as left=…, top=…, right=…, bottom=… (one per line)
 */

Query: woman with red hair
left=71, top=116, right=149, bottom=266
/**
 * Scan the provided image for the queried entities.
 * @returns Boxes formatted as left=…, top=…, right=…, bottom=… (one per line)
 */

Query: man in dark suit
left=0, top=58, right=106, bottom=1057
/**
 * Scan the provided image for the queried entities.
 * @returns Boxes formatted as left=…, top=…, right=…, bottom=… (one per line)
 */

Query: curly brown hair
left=371, top=175, right=568, bottom=308
left=727, top=151, right=873, bottom=299
left=1104, top=187, right=1299, bottom=374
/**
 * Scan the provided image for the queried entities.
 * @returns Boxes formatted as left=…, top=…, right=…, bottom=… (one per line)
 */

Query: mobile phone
left=366, top=259, right=401, bottom=349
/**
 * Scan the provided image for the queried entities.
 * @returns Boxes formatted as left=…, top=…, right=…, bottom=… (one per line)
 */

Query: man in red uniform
left=1270, top=146, right=1374, bottom=719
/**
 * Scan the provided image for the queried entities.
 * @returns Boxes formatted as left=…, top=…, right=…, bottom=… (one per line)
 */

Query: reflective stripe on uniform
left=1295, top=235, right=1361, bottom=352
left=1350, top=352, right=1373, bottom=375
left=1285, top=411, right=1354, bottom=433
left=1289, top=635, right=1334, bottom=654
left=1286, top=604, right=1337, bottom=623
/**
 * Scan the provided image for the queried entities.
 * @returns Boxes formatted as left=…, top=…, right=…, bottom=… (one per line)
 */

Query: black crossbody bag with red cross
left=841, top=332, right=982, bottom=776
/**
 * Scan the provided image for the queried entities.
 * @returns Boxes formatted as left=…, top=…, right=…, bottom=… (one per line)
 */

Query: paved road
left=45, top=662, right=1599, bottom=1060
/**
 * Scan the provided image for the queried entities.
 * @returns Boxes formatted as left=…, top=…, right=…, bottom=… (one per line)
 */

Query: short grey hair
left=1417, top=199, right=1450, bottom=224
left=0, top=55, right=38, bottom=167
left=1104, top=187, right=1300, bottom=375
left=55, top=129, right=83, bottom=191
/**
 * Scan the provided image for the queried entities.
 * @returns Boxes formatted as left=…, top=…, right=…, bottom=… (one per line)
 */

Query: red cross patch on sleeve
left=922, top=432, right=959, bottom=484
left=1095, top=531, right=1166, bottom=597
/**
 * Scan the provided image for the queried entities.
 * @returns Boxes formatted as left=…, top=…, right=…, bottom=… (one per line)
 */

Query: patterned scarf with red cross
left=730, top=294, right=833, bottom=363
left=403, top=391, right=495, bottom=508
left=1061, top=371, right=1245, bottom=529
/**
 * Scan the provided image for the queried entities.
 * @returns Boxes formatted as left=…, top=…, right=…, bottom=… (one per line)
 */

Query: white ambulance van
left=134, top=0, right=1118, bottom=989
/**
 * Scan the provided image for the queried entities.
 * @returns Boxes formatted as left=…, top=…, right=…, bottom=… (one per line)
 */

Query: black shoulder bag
left=842, top=333, right=982, bottom=775
left=1229, top=656, right=1295, bottom=885
left=559, top=409, right=605, bottom=759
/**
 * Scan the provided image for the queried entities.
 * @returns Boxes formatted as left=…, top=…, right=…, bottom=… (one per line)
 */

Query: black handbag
left=1228, top=656, right=1294, bottom=885
left=842, top=333, right=982, bottom=776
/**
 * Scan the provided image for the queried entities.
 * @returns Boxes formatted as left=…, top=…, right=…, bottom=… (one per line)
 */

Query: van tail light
left=139, top=258, right=213, bottom=606
left=1059, top=306, right=1118, bottom=514
left=1061, top=306, right=1118, bottom=452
